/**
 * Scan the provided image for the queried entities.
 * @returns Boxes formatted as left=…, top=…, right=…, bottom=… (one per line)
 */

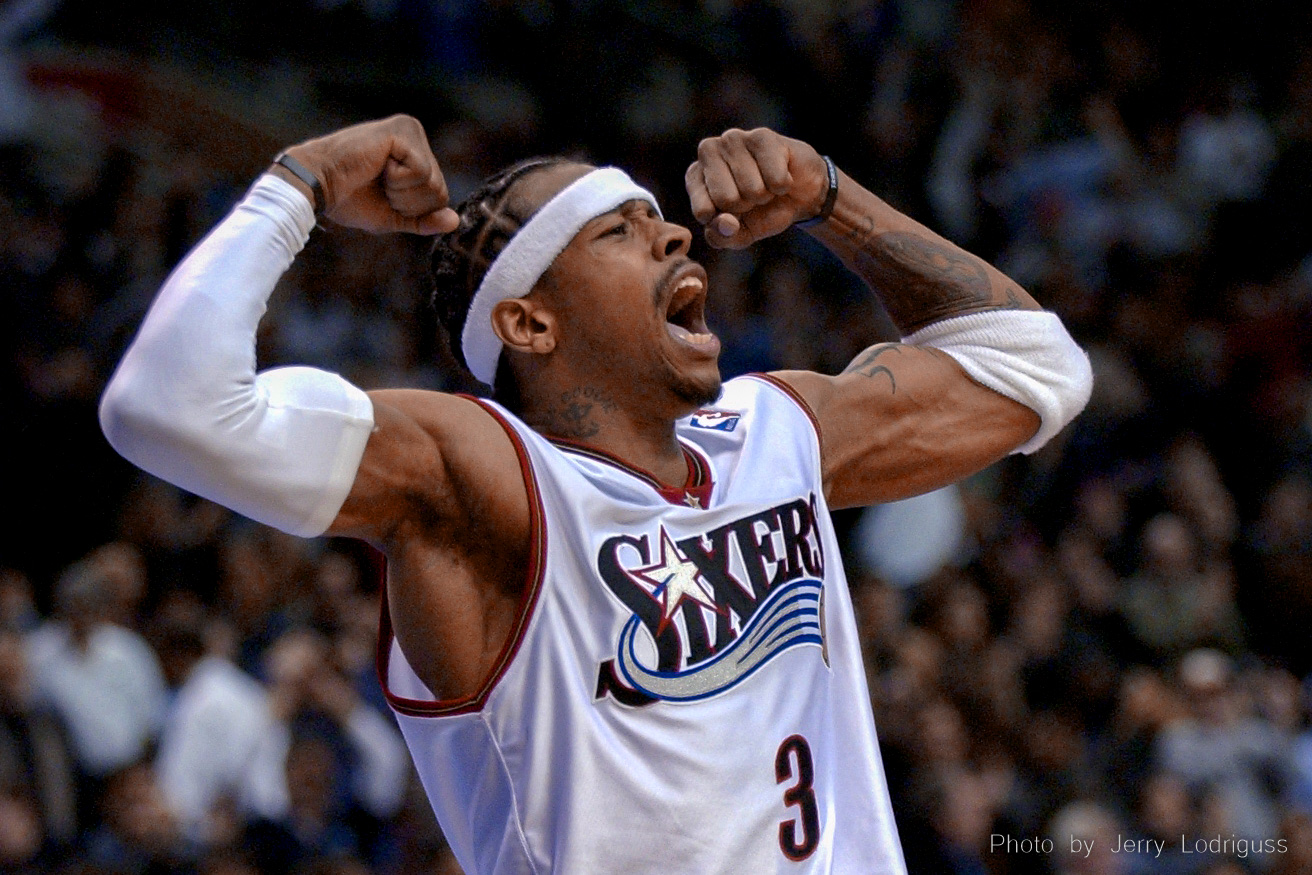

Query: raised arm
left=98, top=115, right=495, bottom=543
left=686, top=128, right=1091, bottom=508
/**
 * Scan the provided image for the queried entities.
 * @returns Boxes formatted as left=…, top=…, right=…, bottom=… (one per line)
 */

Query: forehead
left=507, top=162, right=595, bottom=218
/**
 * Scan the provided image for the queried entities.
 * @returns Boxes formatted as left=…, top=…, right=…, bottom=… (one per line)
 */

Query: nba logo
left=689, top=410, right=740, bottom=432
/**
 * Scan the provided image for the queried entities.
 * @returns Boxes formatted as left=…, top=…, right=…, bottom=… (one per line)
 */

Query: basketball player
left=100, top=115, right=1091, bottom=873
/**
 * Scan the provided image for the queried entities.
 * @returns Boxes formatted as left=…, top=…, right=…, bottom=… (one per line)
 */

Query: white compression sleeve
left=904, top=309, right=1093, bottom=455
left=99, top=174, right=375, bottom=537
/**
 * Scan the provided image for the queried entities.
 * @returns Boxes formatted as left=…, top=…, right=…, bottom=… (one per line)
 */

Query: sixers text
left=594, top=494, right=827, bottom=705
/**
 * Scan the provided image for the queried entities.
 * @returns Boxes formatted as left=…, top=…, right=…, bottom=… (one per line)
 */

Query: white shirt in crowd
left=26, top=621, right=166, bottom=776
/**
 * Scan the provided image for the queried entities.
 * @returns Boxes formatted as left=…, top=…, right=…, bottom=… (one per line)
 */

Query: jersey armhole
left=374, top=399, right=548, bottom=718
left=743, top=372, right=825, bottom=470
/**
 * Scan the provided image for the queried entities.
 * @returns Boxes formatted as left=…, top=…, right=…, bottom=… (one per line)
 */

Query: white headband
left=460, top=167, right=662, bottom=385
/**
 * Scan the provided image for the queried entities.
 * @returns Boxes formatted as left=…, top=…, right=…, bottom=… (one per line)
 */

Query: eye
left=604, top=221, right=628, bottom=237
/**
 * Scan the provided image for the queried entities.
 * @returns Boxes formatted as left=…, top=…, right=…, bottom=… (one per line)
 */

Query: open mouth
left=663, top=271, right=718, bottom=352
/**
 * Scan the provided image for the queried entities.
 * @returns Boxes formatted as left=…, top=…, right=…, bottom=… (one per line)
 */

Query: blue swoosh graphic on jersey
left=615, top=578, right=823, bottom=702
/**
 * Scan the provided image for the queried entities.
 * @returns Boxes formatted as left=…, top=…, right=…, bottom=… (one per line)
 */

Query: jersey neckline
left=546, top=436, right=715, bottom=509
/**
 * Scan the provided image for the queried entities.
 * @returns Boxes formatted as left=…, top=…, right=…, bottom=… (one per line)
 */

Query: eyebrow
left=587, top=199, right=651, bottom=229
left=614, top=198, right=657, bottom=217
left=620, top=198, right=651, bottom=211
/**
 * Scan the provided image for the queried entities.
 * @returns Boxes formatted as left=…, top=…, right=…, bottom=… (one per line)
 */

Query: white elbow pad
left=132, top=365, right=373, bottom=538
left=904, top=309, right=1092, bottom=454
left=245, top=367, right=374, bottom=535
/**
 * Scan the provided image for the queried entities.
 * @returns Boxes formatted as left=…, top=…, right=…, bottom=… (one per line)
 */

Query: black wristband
left=274, top=152, right=324, bottom=214
left=794, top=155, right=838, bottom=228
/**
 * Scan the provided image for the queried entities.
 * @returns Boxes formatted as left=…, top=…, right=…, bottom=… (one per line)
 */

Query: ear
left=491, top=298, right=557, bottom=357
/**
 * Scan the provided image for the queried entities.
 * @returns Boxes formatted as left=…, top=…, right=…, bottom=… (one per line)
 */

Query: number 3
left=775, top=734, right=820, bottom=860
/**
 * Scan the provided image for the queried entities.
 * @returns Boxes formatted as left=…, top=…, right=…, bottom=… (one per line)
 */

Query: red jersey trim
left=375, top=400, right=548, bottom=718
left=547, top=436, right=715, bottom=509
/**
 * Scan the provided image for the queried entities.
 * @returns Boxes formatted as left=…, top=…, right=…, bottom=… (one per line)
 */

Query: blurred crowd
left=3, top=1, right=1312, bottom=873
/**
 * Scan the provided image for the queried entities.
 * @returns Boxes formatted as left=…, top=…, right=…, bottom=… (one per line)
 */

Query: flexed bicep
left=98, top=176, right=377, bottom=538
left=774, top=309, right=1090, bottom=509
left=773, top=343, right=1037, bottom=509
left=101, top=115, right=471, bottom=540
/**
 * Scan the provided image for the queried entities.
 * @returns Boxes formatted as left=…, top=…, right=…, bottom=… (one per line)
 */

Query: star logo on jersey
left=594, top=494, right=828, bottom=706
left=627, top=526, right=722, bottom=636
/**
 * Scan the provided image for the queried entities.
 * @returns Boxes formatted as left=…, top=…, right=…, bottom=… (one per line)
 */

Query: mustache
left=652, top=257, right=694, bottom=309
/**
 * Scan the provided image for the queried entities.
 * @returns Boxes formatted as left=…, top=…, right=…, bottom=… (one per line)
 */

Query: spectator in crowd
left=242, top=627, right=409, bottom=868
left=1047, top=800, right=1133, bottom=875
left=242, top=734, right=364, bottom=875
left=1095, top=668, right=1188, bottom=821
left=152, top=607, right=276, bottom=848
left=23, top=553, right=165, bottom=782
left=0, top=628, right=77, bottom=861
left=0, top=569, right=39, bottom=632
left=1156, top=649, right=1294, bottom=844
left=1119, top=515, right=1244, bottom=661
left=0, top=788, right=46, bottom=875
left=1128, top=771, right=1208, bottom=875
left=79, top=542, right=148, bottom=630
left=1270, top=811, right=1312, bottom=875
left=83, top=761, right=189, bottom=875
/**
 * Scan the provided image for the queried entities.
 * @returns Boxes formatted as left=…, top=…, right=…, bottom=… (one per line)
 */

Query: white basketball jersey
left=379, top=375, right=907, bottom=874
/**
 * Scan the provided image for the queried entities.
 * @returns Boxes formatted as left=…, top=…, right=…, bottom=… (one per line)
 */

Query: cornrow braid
left=430, top=156, right=577, bottom=381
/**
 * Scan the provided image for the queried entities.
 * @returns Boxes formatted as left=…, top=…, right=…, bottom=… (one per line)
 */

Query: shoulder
left=94, top=624, right=160, bottom=665
left=25, top=622, right=67, bottom=662
left=365, top=389, right=529, bottom=489
left=366, top=388, right=499, bottom=442
left=703, top=373, right=823, bottom=448
left=179, top=659, right=272, bottom=720
left=681, top=375, right=824, bottom=474
left=709, top=373, right=819, bottom=420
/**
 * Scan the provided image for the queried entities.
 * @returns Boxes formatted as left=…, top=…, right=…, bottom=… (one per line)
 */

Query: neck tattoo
left=533, top=387, right=618, bottom=440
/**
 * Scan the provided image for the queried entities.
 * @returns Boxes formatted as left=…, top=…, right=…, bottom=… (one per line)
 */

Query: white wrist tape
left=99, top=174, right=375, bottom=537
left=904, top=309, right=1092, bottom=455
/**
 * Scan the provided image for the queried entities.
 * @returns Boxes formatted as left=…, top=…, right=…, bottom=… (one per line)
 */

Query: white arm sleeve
left=904, top=309, right=1093, bottom=455
left=99, top=174, right=375, bottom=537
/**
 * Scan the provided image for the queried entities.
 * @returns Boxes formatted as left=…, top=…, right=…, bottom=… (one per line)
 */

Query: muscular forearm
left=805, top=168, right=1040, bottom=334
left=810, top=166, right=1090, bottom=455
left=687, top=129, right=1092, bottom=456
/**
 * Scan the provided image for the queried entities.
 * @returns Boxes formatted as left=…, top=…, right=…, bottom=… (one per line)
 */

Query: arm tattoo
left=847, top=228, right=1031, bottom=334
left=534, top=387, right=617, bottom=440
left=842, top=343, right=902, bottom=392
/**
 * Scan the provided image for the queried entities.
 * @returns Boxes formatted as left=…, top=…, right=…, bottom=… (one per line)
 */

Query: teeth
left=667, top=323, right=713, bottom=344
left=675, top=276, right=703, bottom=291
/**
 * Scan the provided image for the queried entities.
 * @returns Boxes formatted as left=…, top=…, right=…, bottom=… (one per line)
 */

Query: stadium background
left=2, top=0, right=1310, bottom=872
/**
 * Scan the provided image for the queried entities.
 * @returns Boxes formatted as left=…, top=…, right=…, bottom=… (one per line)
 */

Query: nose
left=653, top=221, right=692, bottom=259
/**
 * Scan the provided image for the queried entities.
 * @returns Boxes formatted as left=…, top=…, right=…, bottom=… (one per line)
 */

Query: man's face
left=517, top=164, right=722, bottom=412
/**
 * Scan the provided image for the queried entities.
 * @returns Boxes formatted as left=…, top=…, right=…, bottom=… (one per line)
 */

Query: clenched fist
left=684, top=127, right=830, bottom=249
left=276, top=114, right=459, bottom=235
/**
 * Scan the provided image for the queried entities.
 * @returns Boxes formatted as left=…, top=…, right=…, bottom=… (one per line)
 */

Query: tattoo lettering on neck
left=538, top=387, right=617, bottom=440
left=846, top=228, right=1029, bottom=333
left=842, top=343, right=902, bottom=392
